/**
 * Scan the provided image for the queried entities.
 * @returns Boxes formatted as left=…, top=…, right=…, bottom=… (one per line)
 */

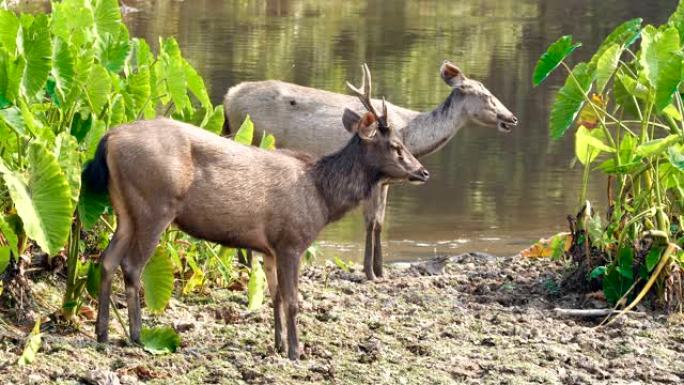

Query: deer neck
left=311, top=137, right=381, bottom=223
left=402, top=89, right=468, bottom=158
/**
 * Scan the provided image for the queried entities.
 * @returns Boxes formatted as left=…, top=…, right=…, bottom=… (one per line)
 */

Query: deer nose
left=418, top=168, right=430, bottom=180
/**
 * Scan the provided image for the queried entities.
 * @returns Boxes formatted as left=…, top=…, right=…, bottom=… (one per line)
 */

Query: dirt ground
left=1, top=253, right=683, bottom=384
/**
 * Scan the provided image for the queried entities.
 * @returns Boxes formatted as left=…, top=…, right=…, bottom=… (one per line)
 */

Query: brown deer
left=224, top=61, right=518, bottom=280
left=83, top=72, right=428, bottom=360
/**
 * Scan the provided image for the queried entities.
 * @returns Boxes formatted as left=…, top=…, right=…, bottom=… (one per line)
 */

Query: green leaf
left=183, top=59, right=211, bottom=109
left=53, top=132, right=81, bottom=207
left=18, top=14, right=52, bottom=97
left=234, top=114, right=254, bottom=145
left=669, top=1, right=684, bottom=44
left=51, top=37, right=75, bottom=105
left=646, top=246, right=663, bottom=272
left=589, top=18, right=643, bottom=66
left=247, top=258, right=266, bottom=311
left=532, top=35, right=581, bottom=86
left=0, top=142, right=73, bottom=255
left=18, top=316, right=41, bottom=366
left=201, top=105, right=225, bottom=134
left=108, top=93, right=125, bottom=126
left=0, top=106, right=26, bottom=136
left=140, top=326, right=180, bottom=355
left=0, top=9, right=19, bottom=53
left=164, top=56, right=189, bottom=112
left=0, top=51, right=25, bottom=107
left=50, top=0, right=94, bottom=48
left=589, top=265, right=606, bottom=280
left=595, top=44, right=622, bottom=93
left=125, top=67, right=151, bottom=118
left=334, top=256, right=351, bottom=272
left=636, top=134, right=681, bottom=157
left=617, top=247, right=634, bottom=280
left=668, top=144, right=684, bottom=171
left=93, top=0, right=122, bottom=38
left=86, top=261, right=101, bottom=298
left=85, top=64, right=111, bottom=116
left=259, top=131, right=276, bottom=150
left=549, top=62, right=594, bottom=140
left=97, top=24, right=131, bottom=73
left=603, top=266, right=632, bottom=305
left=575, top=125, right=615, bottom=165
left=0, top=246, right=9, bottom=274
left=640, top=25, right=682, bottom=111
left=142, top=248, right=174, bottom=313
left=0, top=214, right=18, bottom=258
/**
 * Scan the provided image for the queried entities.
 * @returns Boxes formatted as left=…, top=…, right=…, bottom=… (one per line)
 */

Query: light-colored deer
left=224, top=61, right=518, bottom=280
left=84, top=71, right=427, bottom=360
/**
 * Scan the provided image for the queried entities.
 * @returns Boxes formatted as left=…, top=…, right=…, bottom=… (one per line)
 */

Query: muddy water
left=124, top=0, right=675, bottom=261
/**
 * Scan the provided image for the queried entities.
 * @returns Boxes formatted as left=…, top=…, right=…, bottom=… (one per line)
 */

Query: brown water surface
left=123, top=0, right=676, bottom=261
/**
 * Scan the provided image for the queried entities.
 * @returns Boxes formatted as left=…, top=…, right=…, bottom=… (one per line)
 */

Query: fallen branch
left=553, top=308, right=643, bottom=318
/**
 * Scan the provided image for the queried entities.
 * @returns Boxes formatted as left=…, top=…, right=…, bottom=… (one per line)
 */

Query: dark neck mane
left=310, top=136, right=381, bottom=222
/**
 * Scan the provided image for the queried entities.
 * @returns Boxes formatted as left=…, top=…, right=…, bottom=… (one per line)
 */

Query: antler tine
left=346, top=63, right=381, bottom=119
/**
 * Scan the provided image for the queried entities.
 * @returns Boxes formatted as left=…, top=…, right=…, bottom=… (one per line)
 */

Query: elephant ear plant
left=0, top=0, right=223, bottom=347
left=534, top=3, right=684, bottom=314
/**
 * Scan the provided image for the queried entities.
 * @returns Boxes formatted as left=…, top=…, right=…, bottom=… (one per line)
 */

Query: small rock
left=84, top=369, right=121, bottom=385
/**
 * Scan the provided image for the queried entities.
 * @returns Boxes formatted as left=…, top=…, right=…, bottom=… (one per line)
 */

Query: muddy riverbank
left=1, top=253, right=683, bottom=384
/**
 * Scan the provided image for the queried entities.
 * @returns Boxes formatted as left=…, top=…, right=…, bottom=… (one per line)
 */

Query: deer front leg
left=263, top=254, right=285, bottom=353
left=362, top=184, right=389, bottom=280
left=276, top=249, right=302, bottom=360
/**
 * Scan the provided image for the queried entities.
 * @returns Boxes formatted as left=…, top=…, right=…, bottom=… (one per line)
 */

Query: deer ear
left=440, top=60, right=466, bottom=87
left=356, top=112, right=377, bottom=140
left=342, top=108, right=361, bottom=133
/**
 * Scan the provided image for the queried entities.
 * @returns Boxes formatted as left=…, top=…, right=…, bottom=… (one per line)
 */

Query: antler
left=346, top=63, right=387, bottom=126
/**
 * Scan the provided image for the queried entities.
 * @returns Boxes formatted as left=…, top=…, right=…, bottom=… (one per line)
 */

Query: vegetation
left=534, top=4, right=684, bottom=311
left=0, top=0, right=277, bottom=356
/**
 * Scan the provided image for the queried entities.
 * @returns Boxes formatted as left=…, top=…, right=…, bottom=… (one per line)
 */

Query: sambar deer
left=224, top=61, right=518, bottom=280
left=83, top=74, right=428, bottom=360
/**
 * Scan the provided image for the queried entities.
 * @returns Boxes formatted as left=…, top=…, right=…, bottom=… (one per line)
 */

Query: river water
left=123, top=0, right=677, bottom=261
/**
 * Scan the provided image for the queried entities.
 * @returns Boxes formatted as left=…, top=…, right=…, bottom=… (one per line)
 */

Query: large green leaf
left=201, top=105, right=225, bottom=134
left=50, top=0, right=94, bottom=48
left=0, top=106, right=26, bottom=136
left=140, top=326, right=180, bottom=355
left=164, top=56, right=189, bottom=112
left=0, top=50, right=25, bottom=107
left=18, top=14, right=52, bottom=97
left=532, top=35, right=581, bottom=86
left=636, top=134, right=681, bottom=157
left=184, top=59, right=211, bottom=109
left=0, top=143, right=73, bottom=255
left=54, top=132, right=81, bottom=206
left=549, top=62, right=595, bottom=140
left=93, top=0, right=122, bottom=38
left=595, top=44, right=622, bottom=93
left=97, top=24, right=131, bottom=73
left=668, top=144, right=684, bottom=171
left=0, top=214, right=18, bottom=259
left=51, top=37, right=75, bottom=106
left=125, top=67, right=151, bottom=118
left=589, top=18, right=643, bottom=66
left=575, top=125, right=615, bottom=165
left=0, top=246, right=9, bottom=274
left=247, top=258, right=266, bottom=311
left=259, top=131, right=276, bottom=150
left=85, top=64, right=111, bottom=116
left=142, top=248, right=174, bottom=313
left=669, top=1, right=684, bottom=44
left=234, top=114, right=254, bottom=145
left=0, top=9, right=19, bottom=53
left=640, top=25, right=682, bottom=111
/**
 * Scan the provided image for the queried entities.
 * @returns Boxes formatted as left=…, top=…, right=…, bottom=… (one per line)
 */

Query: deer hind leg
left=362, top=184, right=389, bottom=280
left=120, top=213, right=175, bottom=343
left=276, top=249, right=302, bottom=360
left=96, top=216, right=133, bottom=343
left=263, top=253, right=285, bottom=353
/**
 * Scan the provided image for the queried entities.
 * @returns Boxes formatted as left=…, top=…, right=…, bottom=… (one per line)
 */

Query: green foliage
left=142, top=249, right=175, bottom=313
left=532, top=35, right=581, bottom=86
left=140, top=326, right=181, bottom=355
left=234, top=114, right=254, bottom=145
left=536, top=4, right=684, bottom=307
left=247, top=258, right=266, bottom=311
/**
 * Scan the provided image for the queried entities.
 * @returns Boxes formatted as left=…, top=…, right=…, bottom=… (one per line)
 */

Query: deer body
left=224, top=61, right=518, bottom=279
left=87, top=104, right=426, bottom=359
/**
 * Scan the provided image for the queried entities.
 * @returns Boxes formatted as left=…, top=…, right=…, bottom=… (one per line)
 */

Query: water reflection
left=124, top=0, right=677, bottom=261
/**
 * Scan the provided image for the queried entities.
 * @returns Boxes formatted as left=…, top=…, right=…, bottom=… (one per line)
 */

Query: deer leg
left=276, top=249, right=302, bottom=360
left=96, top=222, right=133, bottom=343
left=121, top=216, right=174, bottom=343
left=263, top=253, right=285, bottom=353
left=362, top=184, right=389, bottom=280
